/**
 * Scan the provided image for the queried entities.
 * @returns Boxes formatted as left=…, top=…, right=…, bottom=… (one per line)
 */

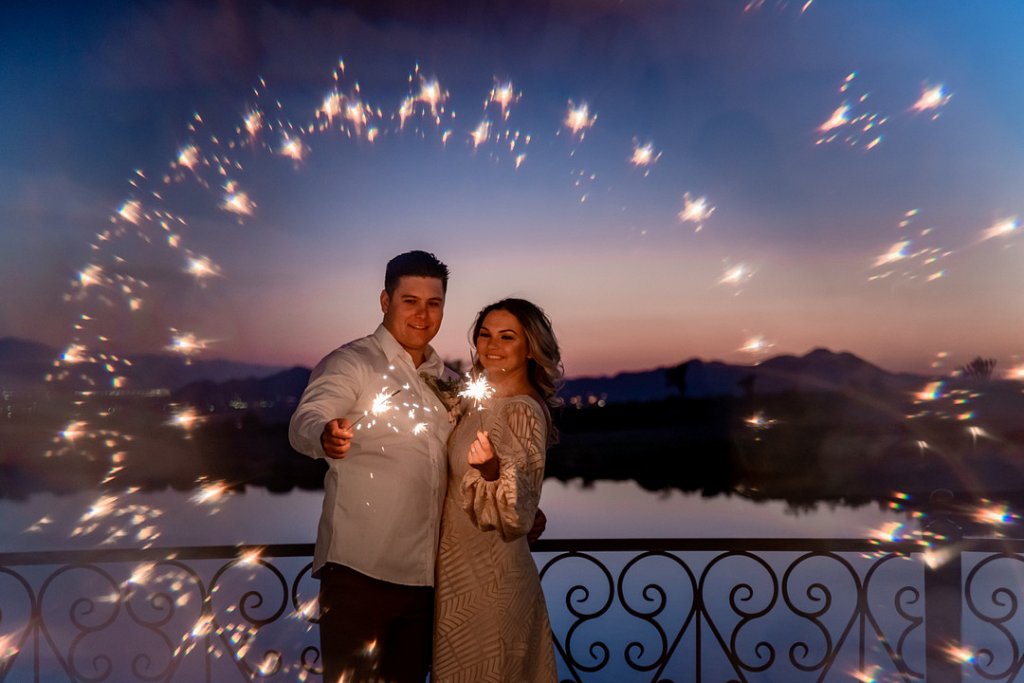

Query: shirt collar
left=373, top=324, right=446, bottom=378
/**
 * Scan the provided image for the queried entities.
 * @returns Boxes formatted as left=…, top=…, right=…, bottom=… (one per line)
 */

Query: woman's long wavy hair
left=469, top=298, right=564, bottom=410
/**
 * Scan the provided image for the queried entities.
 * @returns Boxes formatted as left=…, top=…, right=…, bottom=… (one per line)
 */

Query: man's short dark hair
left=384, top=251, right=450, bottom=296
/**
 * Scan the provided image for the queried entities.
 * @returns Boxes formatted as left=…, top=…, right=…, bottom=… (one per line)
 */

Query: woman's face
left=476, top=309, right=529, bottom=378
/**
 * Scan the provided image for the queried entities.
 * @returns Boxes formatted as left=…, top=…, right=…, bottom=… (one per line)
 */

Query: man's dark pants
left=318, top=563, right=434, bottom=683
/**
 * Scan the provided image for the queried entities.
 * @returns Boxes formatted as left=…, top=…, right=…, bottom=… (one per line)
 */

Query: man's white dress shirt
left=289, top=324, right=455, bottom=586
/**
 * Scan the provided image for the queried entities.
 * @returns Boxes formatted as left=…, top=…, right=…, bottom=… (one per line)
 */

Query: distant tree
left=958, top=356, right=997, bottom=379
left=666, top=360, right=692, bottom=397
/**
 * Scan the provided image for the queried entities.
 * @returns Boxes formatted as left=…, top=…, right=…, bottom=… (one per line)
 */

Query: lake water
left=0, top=479, right=913, bottom=552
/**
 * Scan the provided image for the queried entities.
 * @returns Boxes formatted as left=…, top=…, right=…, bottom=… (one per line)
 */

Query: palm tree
left=958, top=356, right=996, bottom=379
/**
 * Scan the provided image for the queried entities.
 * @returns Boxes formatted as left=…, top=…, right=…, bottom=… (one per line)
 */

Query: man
left=289, top=250, right=456, bottom=683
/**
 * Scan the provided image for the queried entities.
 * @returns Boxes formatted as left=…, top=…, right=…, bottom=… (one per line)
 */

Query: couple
left=288, top=251, right=560, bottom=683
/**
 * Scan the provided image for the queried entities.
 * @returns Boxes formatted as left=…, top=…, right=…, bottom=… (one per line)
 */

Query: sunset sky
left=2, top=0, right=1023, bottom=378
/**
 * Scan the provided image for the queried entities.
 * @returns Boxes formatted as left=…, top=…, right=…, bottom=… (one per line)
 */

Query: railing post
left=924, top=490, right=964, bottom=683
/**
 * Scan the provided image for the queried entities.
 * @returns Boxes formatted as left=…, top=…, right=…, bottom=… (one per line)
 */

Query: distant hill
left=561, top=348, right=930, bottom=404
left=0, top=337, right=287, bottom=393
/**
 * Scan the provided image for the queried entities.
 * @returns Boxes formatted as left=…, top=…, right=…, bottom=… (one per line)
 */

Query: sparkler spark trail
left=979, top=216, right=1019, bottom=242
left=279, top=134, right=305, bottom=162
left=718, top=263, right=754, bottom=287
left=912, top=83, right=953, bottom=115
left=564, top=100, right=596, bottom=137
left=166, top=331, right=209, bottom=357
left=221, top=182, right=255, bottom=216
left=487, top=80, right=519, bottom=119
left=738, top=335, right=775, bottom=356
left=471, top=119, right=491, bottom=148
left=818, top=103, right=851, bottom=133
left=677, top=193, right=716, bottom=232
left=186, top=255, right=221, bottom=280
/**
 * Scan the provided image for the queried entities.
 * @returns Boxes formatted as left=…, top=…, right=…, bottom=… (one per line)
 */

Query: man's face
left=381, top=276, right=445, bottom=359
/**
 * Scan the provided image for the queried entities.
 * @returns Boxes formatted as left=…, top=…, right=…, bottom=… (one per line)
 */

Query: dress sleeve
left=461, top=398, right=548, bottom=541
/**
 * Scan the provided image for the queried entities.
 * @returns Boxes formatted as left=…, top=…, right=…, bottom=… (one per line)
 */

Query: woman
left=433, top=298, right=562, bottom=682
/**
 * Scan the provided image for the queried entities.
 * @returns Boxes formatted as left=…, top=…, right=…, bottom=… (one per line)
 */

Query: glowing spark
left=871, top=521, right=905, bottom=543
left=62, top=343, right=88, bottom=364
left=416, top=78, right=446, bottom=115
left=975, top=503, right=1011, bottom=526
left=514, top=154, right=526, bottom=169
left=279, top=135, right=305, bottom=162
left=238, top=548, right=263, bottom=566
left=915, top=381, right=944, bottom=401
left=244, top=109, right=263, bottom=137
left=471, top=120, right=491, bottom=148
left=719, top=264, right=753, bottom=286
left=739, top=335, right=774, bottom=355
left=78, top=264, right=103, bottom=288
left=488, top=80, right=519, bottom=118
left=629, top=141, right=660, bottom=167
left=1006, top=364, right=1024, bottom=381
left=167, top=332, right=208, bottom=357
left=186, top=255, right=220, bottom=279
left=398, top=96, right=415, bottom=128
left=873, top=240, right=910, bottom=267
left=129, top=563, right=156, bottom=585
left=851, top=666, right=880, bottom=683
left=117, top=200, right=143, bottom=224
left=221, top=189, right=254, bottom=216
left=412, top=422, right=428, bottom=435
left=257, top=653, right=280, bottom=676
left=177, top=145, right=199, bottom=169
left=818, top=103, right=851, bottom=133
left=191, top=615, right=214, bottom=638
left=980, top=217, right=1019, bottom=242
left=320, top=92, right=343, bottom=123
left=345, top=101, right=368, bottom=133
left=944, top=645, right=974, bottom=664
left=678, top=193, right=716, bottom=230
left=744, top=412, right=776, bottom=429
left=912, top=84, right=952, bottom=113
left=82, top=495, right=118, bottom=521
left=564, top=101, right=596, bottom=136
left=293, top=598, right=318, bottom=620
left=170, top=406, right=203, bottom=430
left=62, top=421, right=88, bottom=441
left=968, top=425, right=993, bottom=444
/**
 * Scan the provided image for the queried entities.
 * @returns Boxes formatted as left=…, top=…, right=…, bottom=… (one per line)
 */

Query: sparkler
left=166, top=331, right=208, bottom=357
left=351, top=388, right=403, bottom=426
left=738, top=335, right=774, bottom=356
left=459, top=373, right=494, bottom=430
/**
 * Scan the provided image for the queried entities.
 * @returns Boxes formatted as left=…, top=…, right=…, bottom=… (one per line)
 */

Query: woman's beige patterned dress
left=432, top=395, right=558, bottom=682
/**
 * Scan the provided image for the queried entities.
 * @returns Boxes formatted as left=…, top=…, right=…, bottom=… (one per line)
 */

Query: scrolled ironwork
left=539, top=550, right=615, bottom=676
left=617, top=551, right=698, bottom=676
left=964, top=552, right=1024, bottom=681
left=2, top=538, right=1022, bottom=681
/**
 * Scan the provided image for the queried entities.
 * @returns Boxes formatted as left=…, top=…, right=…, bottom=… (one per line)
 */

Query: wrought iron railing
left=1, top=536, right=1022, bottom=682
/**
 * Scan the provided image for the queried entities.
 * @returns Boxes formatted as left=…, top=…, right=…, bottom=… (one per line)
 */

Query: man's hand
left=320, top=418, right=354, bottom=459
left=527, top=508, right=547, bottom=544
left=467, top=430, right=500, bottom=481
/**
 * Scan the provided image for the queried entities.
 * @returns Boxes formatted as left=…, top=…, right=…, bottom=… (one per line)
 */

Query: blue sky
left=2, top=1, right=1023, bottom=376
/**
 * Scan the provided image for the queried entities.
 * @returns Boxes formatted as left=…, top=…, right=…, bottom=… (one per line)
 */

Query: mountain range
left=4, top=337, right=1016, bottom=413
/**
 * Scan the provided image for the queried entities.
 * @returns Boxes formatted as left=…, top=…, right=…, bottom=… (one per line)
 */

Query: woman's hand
left=467, top=430, right=500, bottom=481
